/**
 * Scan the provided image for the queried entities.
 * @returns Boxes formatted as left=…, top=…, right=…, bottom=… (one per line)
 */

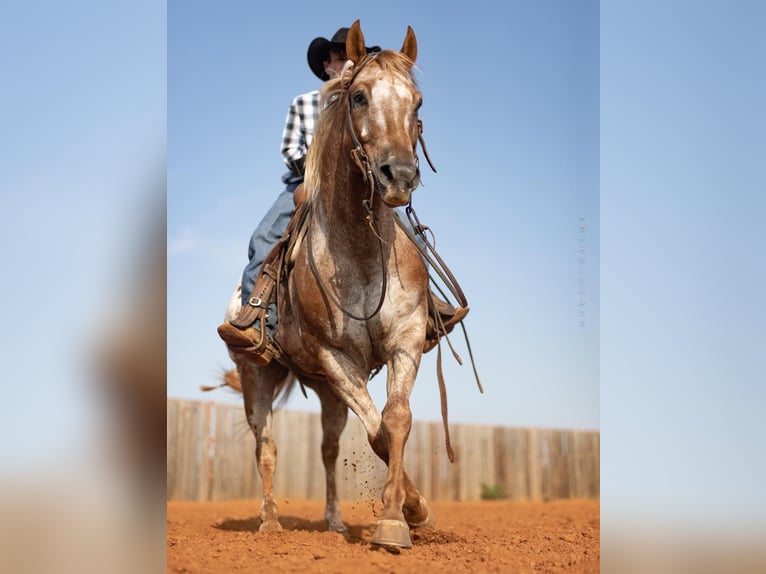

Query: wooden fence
left=167, top=398, right=599, bottom=502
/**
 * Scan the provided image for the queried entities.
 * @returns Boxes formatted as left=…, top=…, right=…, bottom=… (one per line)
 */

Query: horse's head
left=343, top=20, right=422, bottom=207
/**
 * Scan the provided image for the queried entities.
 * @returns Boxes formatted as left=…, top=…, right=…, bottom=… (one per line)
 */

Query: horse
left=223, top=20, right=435, bottom=549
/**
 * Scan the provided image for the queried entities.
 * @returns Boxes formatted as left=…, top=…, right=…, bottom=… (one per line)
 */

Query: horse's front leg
left=313, top=382, right=349, bottom=537
left=238, top=360, right=284, bottom=532
left=370, top=356, right=431, bottom=548
left=326, top=355, right=432, bottom=549
left=361, top=437, right=434, bottom=530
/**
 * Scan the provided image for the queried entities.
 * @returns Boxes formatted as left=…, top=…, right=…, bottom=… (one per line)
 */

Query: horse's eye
left=351, top=91, right=367, bottom=108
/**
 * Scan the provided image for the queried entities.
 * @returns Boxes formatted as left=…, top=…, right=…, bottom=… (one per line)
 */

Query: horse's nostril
left=380, top=161, right=419, bottom=185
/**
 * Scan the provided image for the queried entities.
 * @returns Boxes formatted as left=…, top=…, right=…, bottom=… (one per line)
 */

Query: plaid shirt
left=280, top=89, right=320, bottom=174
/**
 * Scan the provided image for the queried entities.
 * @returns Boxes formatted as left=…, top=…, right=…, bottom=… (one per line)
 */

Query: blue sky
left=167, top=0, right=600, bottom=431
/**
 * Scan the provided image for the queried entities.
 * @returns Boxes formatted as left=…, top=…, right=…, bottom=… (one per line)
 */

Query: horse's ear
left=346, top=19, right=366, bottom=64
left=400, top=25, right=417, bottom=64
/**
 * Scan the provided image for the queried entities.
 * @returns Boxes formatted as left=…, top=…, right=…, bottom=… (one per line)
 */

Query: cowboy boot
left=218, top=262, right=280, bottom=366
left=217, top=321, right=275, bottom=367
left=424, top=294, right=469, bottom=353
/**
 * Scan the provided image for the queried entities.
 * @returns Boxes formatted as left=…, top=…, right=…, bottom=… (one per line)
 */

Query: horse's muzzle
left=377, top=160, right=420, bottom=207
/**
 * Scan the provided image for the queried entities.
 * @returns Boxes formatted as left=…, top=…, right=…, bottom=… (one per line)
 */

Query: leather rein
left=307, top=52, right=446, bottom=321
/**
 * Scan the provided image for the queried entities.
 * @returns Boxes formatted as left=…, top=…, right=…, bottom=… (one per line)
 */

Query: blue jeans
left=240, top=179, right=301, bottom=334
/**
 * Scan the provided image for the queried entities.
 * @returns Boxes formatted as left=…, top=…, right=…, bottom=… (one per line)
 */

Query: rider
left=218, top=26, right=468, bottom=363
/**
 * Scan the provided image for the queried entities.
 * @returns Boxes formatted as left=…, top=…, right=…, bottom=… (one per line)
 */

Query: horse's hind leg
left=314, top=383, right=349, bottom=536
left=238, top=359, right=285, bottom=532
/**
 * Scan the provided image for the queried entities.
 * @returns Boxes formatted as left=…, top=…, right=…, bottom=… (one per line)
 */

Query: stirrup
left=230, top=264, right=277, bottom=329
left=228, top=343, right=275, bottom=367
left=217, top=322, right=275, bottom=366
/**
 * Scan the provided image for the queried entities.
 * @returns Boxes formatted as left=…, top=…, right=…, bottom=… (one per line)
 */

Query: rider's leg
left=240, top=185, right=298, bottom=310
left=217, top=183, right=298, bottom=360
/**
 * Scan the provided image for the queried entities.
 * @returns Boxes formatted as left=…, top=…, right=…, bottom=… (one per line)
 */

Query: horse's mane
left=304, top=51, right=418, bottom=199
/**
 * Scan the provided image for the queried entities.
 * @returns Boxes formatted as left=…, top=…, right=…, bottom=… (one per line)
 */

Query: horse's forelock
left=346, top=51, right=418, bottom=89
left=377, top=51, right=419, bottom=86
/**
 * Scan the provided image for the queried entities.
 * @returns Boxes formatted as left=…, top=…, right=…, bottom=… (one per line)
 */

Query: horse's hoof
left=327, top=520, right=349, bottom=539
left=405, top=495, right=436, bottom=529
left=371, top=519, right=412, bottom=549
left=259, top=520, right=282, bottom=533
left=408, top=508, right=435, bottom=529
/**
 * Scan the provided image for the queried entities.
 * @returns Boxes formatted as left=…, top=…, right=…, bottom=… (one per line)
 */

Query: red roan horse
left=224, top=21, right=437, bottom=549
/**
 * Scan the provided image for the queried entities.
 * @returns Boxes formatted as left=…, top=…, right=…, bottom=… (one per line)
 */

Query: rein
left=308, top=52, right=438, bottom=323
left=305, top=200, right=388, bottom=322
left=305, top=53, right=389, bottom=322
left=396, top=205, right=467, bottom=307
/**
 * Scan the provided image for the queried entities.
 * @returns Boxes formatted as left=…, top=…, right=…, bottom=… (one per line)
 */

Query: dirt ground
left=167, top=498, right=599, bottom=573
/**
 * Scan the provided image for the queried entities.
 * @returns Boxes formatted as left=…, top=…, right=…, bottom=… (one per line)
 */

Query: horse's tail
left=273, top=374, right=299, bottom=408
left=200, top=368, right=299, bottom=408
left=200, top=368, right=242, bottom=393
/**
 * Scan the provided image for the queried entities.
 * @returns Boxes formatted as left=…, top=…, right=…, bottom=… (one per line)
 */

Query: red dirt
left=167, top=498, right=599, bottom=573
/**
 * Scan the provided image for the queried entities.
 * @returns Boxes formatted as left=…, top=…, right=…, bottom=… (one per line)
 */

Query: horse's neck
left=315, top=170, right=395, bottom=263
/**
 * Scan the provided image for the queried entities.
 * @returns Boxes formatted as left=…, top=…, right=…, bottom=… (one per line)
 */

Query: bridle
left=344, top=52, right=437, bottom=205
left=306, top=51, right=441, bottom=322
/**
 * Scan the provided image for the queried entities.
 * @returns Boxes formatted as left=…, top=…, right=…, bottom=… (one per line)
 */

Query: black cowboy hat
left=307, top=27, right=381, bottom=81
